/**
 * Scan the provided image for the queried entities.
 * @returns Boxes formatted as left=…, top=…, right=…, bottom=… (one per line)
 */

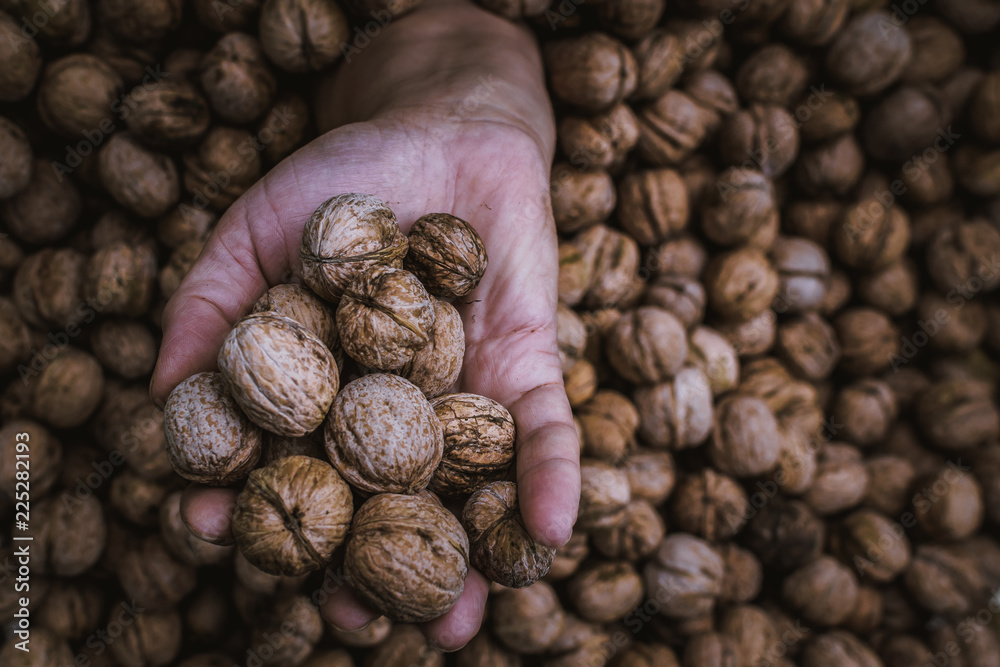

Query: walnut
left=97, top=0, right=182, bottom=42
left=744, top=497, right=825, bottom=571
left=0, top=117, right=31, bottom=199
left=346, top=491, right=468, bottom=623
left=775, top=313, right=840, bottom=382
left=567, top=561, right=644, bottom=625
left=253, top=283, right=339, bottom=353
left=159, top=239, right=205, bottom=299
left=200, top=32, right=277, bottom=123
left=84, top=242, right=157, bottom=315
left=556, top=104, right=639, bottom=171
left=259, top=0, right=350, bottom=72
left=300, top=193, right=408, bottom=302
left=906, top=544, right=987, bottom=616
left=182, top=126, right=263, bottom=212
left=463, top=481, right=555, bottom=588
left=826, top=11, right=912, bottom=96
left=454, top=632, right=520, bottom=667
left=913, top=466, right=984, bottom=541
left=429, top=393, right=515, bottom=497
left=834, top=187, right=911, bottom=272
left=92, top=384, right=172, bottom=479
left=643, top=274, right=705, bottom=330
left=682, top=632, right=740, bottom=667
left=706, top=247, right=780, bottom=322
left=644, top=533, right=724, bottom=619
left=36, top=53, right=122, bottom=138
left=544, top=33, right=637, bottom=112
left=0, top=298, right=30, bottom=374
left=12, top=248, right=86, bottom=329
left=193, top=0, right=262, bottom=30
left=109, top=470, right=172, bottom=527
left=3, top=158, right=82, bottom=245
left=33, top=493, right=106, bottom=576
left=492, top=582, right=565, bottom=654
left=718, top=544, right=763, bottom=605
left=574, top=224, right=642, bottom=309
left=720, top=106, right=800, bottom=179
left=577, top=389, right=638, bottom=462
left=219, top=313, right=339, bottom=437
left=606, top=306, right=688, bottom=385
left=636, top=90, right=708, bottom=166
left=708, top=395, right=780, bottom=478
left=232, top=456, right=352, bottom=576
left=782, top=556, right=859, bottom=627
left=917, top=380, right=1000, bottom=450
left=834, top=307, right=900, bottom=376
left=259, top=92, right=310, bottom=163
left=802, top=631, right=881, bottom=667
left=36, top=581, right=104, bottom=641
left=631, top=29, right=684, bottom=100
left=403, top=212, right=489, bottom=298
left=831, top=509, right=911, bottom=584
left=671, top=469, right=749, bottom=542
left=831, top=379, right=896, bottom=446
left=578, top=458, right=631, bottom=530
left=326, top=374, right=443, bottom=494
left=0, top=420, right=61, bottom=501
left=110, top=608, right=182, bottom=667
left=802, top=443, right=869, bottom=516
left=365, top=623, right=443, bottom=667
left=124, top=79, right=211, bottom=148
left=687, top=326, right=739, bottom=395
left=617, top=168, right=689, bottom=246
left=27, top=348, right=105, bottom=430
left=736, top=43, right=809, bottom=107
left=684, top=69, right=739, bottom=136
left=591, top=499, right=665, bottom=562
left=0, top=628, right=74, bottom=667
left=926, top=218, right=1000, bottom=294
left=621, top=449, right=676, bottom=505
left=633, top=368, right=713, bottom=452
left=98, top=132, right=180, bottom=218
left=0, top=11, right=42, bottom=101
left=118, top=534, right=196, bottom=609
left=863, top=455, right=916, bottom=516
left=249, top=595, right=323, bottom=667
left=547, top=530, right=589, bottom=581
left=855, top=260, right=918, bottom=317
left=157, top=205, right=216, bottom=249
left=551, top=164, right=616, bottom=235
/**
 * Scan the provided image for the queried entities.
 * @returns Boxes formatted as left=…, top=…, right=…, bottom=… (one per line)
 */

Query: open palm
left=150, top=0, right=579, bottom=650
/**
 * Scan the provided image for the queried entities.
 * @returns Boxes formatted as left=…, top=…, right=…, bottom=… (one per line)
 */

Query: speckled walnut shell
left=36, top=54, right=123, bottom=138
left=124, top=79, right=211, bottom=148
left=164, top=372, right=263, bottom=484
left=337, top=266, right=436, bottom=370
left=578, top=458, right=631, bottom=530
left=199, top=32, right=277, bottom=124
left=405, top=213, right=488, bottom=298
left=98, top=132, right=180, bottom=219
left=394, top=299, right=464, bottom=397
left=259, top=0, right=350, bottom=72
left=345, top=492, right=469, bottom=622
left=233, top=456, right=354, bottom=576
left=462, top=481, right=554, bottom=588
left=300, top=193, right=408, bottom=301
left=83, top=242, right=157, bottom=316
left=253, top=283, right=340, bottom=356
left=219, top=313, right=339, bottom=437
left=325, top=374, right=443, bottom=494
left=428, top=393, right=515, bottom=497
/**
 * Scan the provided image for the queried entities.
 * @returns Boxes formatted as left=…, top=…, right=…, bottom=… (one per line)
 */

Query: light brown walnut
left=429, top=393, right=515, bottom=497
left=405, top=213, right=488, bottom=298
left=395, top=299, right=465, bottom=397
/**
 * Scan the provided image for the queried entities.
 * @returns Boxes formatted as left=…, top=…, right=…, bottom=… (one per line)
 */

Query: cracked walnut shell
left=219, top=313, right=339, bottom=437
left=405, top=213, right=488, bottom=298
left=233, top=456, right=353, bottom=576
left=300, top=193, right=408, bottom=301
left=462, top=481, right=555, bottom=588
left=429, top=393, right=516, bottom=497
left=164, top=372, right=263, bottom=485
left=337, top=266, right=436, bottom=370
left=325, top=374, right=443, bottom=495
left=345, top=492, right=469, bottom=623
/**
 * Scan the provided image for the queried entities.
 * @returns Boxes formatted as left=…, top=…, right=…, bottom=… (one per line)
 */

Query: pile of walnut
left=4, top=0, right=1000, bottom=665
left=164, top=193, right=555, bottom=621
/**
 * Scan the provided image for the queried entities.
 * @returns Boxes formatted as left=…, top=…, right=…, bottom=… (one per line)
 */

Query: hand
left=150, top=0, right=580, bottom=650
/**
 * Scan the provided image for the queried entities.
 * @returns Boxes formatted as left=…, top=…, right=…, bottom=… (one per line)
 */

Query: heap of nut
left=5, top=0, right=1000, bottom=665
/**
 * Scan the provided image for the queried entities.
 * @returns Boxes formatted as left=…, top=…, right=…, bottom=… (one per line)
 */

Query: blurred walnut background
left=5, top=0, right=1000, bottom=666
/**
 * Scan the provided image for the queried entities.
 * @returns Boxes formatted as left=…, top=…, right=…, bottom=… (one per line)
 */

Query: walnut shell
left=405, top=213, right=488, bottom=298
left=98, top=132, right=180, bottom=218
left=200, top=32, right=277, bottom=123
left=643, top=533, right=724, bottom=619
left=124, top=79, right=211, bottom=148
left=462, top=481, right=555, bottom=588
left=337, top=266, right=436, bottom=370
left=606, top=306, right=689, bottom=385
left=325, top=373, right=443, bottom=495
left=253, top=283, right=340, bottom=353
left=300, top=193, right=408, bottom=301
left=345, top=492, right=469, bottom=622
left=109, top=608, right=182, bottom=667
left=233, top=456, right=354, bottom=576
left=36, top=54, right=123, bottom=138
left=118, top=535, right=197, bottom=610
left=84, top=242, right=157, bottom=316
left=34, top=494, right=106, bottom=576
left=364, top=623, right=443, bottom=667
left=90, top=318, right=158, bottom=379
left=12, top=247, right=86, bottom=328
left=429, top=393, right=515, bottom=497
left=491, top=581, right=565, bottom=654
left=591, top=499, right=665, bottom=562
left=164, top=371, right=263, bottom=484
left=568, top=561, right=645, bottom=624
left=3, top=158, right=82, bottom=245
left=260, top=92, right=310, bottom=163
left=578, top=458, right=631, bottom=530
left=182, top=126, right=263, bottom=212
left=0, top=12, right=42, bottom=102
left=29, top=348, right=105, bottom=429
left=395, top=299, right=464, bottom=397
left=219, top=313, right=339, bottom=437
left=259, top=0, right=350, bottom=72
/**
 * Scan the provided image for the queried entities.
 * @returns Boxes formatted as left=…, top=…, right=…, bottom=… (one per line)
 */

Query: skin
left=150, top=0, right=580, bottom=651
